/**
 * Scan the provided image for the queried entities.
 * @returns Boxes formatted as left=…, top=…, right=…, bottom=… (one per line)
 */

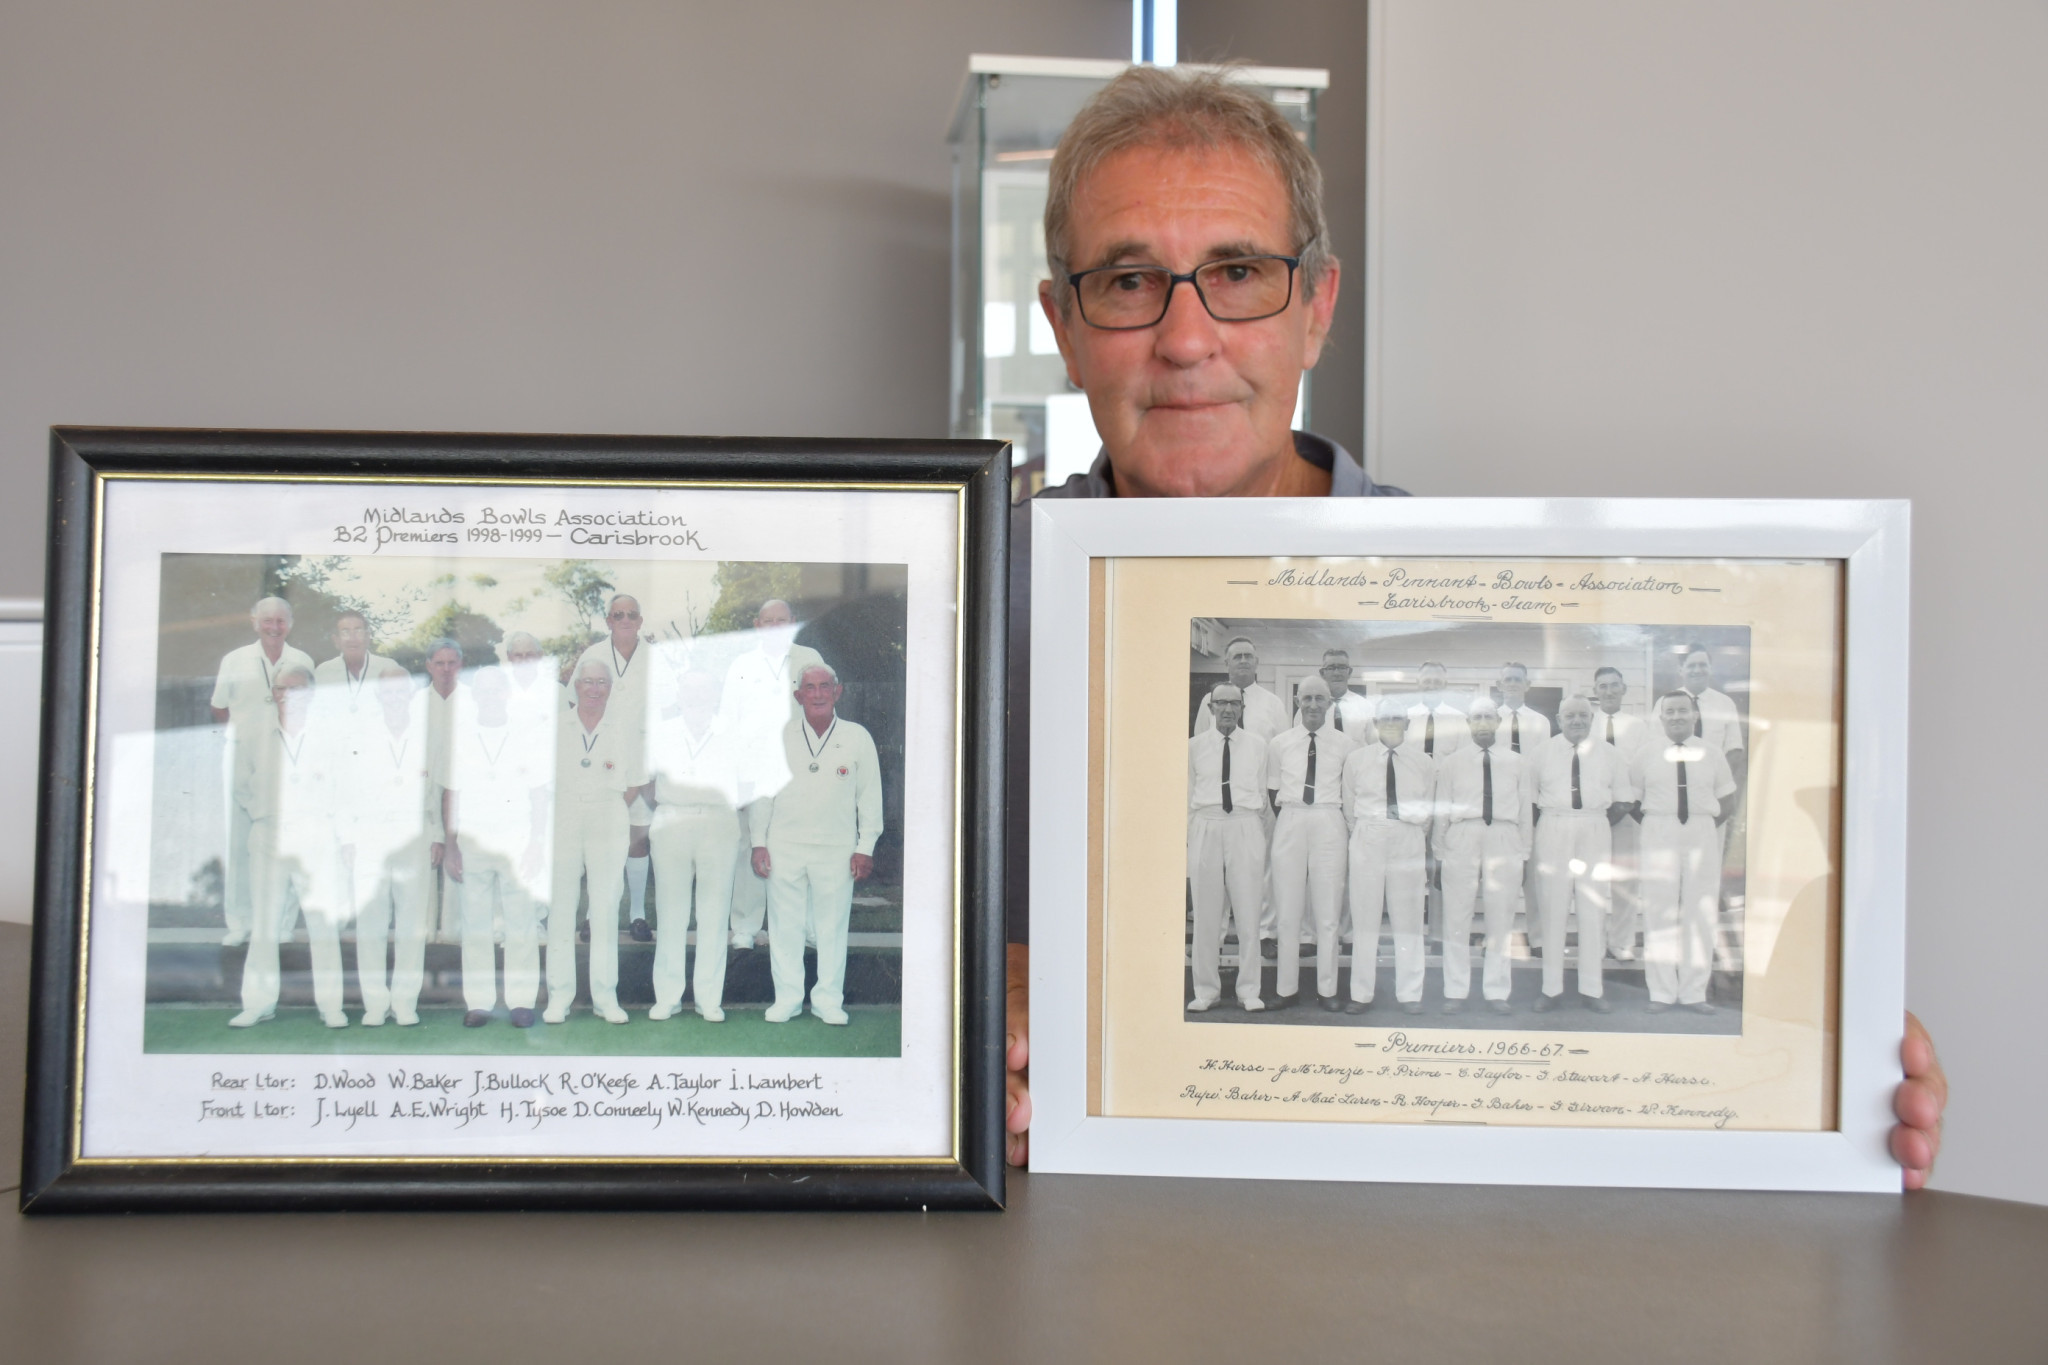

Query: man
left=546, top=656, right=649, bottom=1025
left=229, top=666, right=347, bottom=1029
left=423, top=639, right=463, bottom=943
left=1593, top=665, right=1653, bottom=961
left=1185, top=684, right=1269, bottom=1012
left=500, top=630, right=560, bottom=728
left=342, top=663, right=438, bottom=1028
left=1627, top=691, right=1738, bottom=1013
left=1318, top=648, right=1376, bottom=739
left=1679, top=645, right=1747, bottom=775
left=721, top=598, right=826, bottom=950
left=1262, top=677, right=1353, bottom=1010
left=576, top=596, right=657, bottom=942
left=443, top=663, right=554, bottom=1028
left=209, top=596, right=316, bottom=946
left=647, top=669, right=746, bottom=1023
left=1495, top=662, right=1550, bottom=758
left=1192, top=636, right=1289, bottom=740
left=749, top=664, right=883, bottom=1026
left=999, top=65, right=1945, bottom=1181
left=1405, top=662, right=1469, bottom=761
left=1340, top=699, right=1434, bottom=1014
left=311, top=610, right=394, bottom=723
left=1433, top=700, right=1531, bottom=1014
left=1530, top=697, right=1631, bottom=1013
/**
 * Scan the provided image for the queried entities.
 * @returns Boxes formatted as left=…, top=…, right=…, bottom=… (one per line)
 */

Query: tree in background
left=389, top=601, right=506, bottom=673
left=704, top=562, right=802, bottom=634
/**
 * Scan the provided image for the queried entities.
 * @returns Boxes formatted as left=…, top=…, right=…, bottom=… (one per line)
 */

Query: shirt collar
left=1049, top=430, right=1401, bottom=500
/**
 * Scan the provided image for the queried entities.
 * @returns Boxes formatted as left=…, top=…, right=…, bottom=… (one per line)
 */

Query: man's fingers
left=1890, top=1123, right=1936, bottom=1182
left=1005, top=1076, right=1032, bottom=1135
left=1893, top=1077, right=1943, bottom=1135
left=1005, top=1130, right=1029, bottom=1168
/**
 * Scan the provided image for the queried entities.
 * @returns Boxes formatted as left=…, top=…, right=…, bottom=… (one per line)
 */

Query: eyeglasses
left=1066, top=254, right=1300, bottom=330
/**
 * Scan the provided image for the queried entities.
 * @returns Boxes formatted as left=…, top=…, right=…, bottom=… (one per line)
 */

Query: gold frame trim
left=69, top=470, right=973, bottom=1173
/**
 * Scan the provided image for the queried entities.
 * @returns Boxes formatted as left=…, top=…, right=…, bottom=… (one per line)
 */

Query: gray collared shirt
left=1006, top=431, right=1407, bottom=941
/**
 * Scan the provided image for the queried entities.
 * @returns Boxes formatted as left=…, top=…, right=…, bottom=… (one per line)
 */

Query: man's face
left=1499, top=668, right=1528, bottom=707
left=274, top=676, right=312, bottom=726
left=755, top=600, right=793, bottom=632
left=1419, top=665, right=1447, bottom=697
left=471, top=669, right=509, bottom=725
left=505, top=638, right=541, bottom=683
left=1039, top=142, right=1339, bottom=498
left=427, top=648, right=461, bottom=695
left=1318, top=655, right=1351, bottom=695
left=1224, top=643, right=1258, bottom=689
left=1468, top=705, right=1500, bottom=748
left=795, top=669, right=842, bottom=727
left=1659, top=695, right=1698, bottom=743
left=1595, top=672, right=1626, bottom=712
left=252, top=604, right=292, bottom=646
left=1210, top=697, right=1242, bottom=736
left=1377, top=715, right=1408, bottom=750
left=1297, top=691, right=1330, bottom=731
left=1560, top=700, right=1594, bottom=745
left=1682, top=650, right=1713, bottom=693
left=575, top=665, right=612, bottom=711
left=333, top=616, right=369, bottom=664
left=607, top=598, right=642, bottom=647
left=678, top=673, right=719, bottom=730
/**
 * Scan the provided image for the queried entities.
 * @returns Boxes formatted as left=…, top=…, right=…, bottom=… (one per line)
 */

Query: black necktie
left=1385, top=749, right=1399, bottom=820
left=1677, top=757, right=1690, bottom=823
left=1220, top=734, right=1233, bottom=814
left=1303, top=733, right=1317, bottom=805
left=1482, top=750, right=1494, bottom=825
left=1692, top=694, right=1703, bottom=738
left=1333, top=706, right=1343, bottom=732
left=1511, top=712, right=1521, bottom=753
left=1571, top=750, right=1583, bottom=810
left=1425, top=712, right=1436, bottom=756
left=1606, top=714, right=1616, bottom=745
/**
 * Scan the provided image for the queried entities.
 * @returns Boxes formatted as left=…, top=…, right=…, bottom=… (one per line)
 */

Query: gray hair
left=797, top=662, right=840, bottom=687
left=1044, top=66, right=1332, bottom=312
left=251, top=596, right=293, bottom=621
left=427, top=637, right=463, bottom=663
left=274, top=664, right=313, bottom=687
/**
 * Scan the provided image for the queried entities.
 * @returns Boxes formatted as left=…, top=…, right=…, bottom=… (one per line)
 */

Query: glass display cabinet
left=947, top=56, right=1328, bottom=501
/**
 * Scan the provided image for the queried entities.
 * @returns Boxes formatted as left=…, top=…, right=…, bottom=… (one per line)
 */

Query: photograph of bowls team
left=1184, top=618, right=1754, bottom=1034
left=138, top=551, right=907, bottom=1056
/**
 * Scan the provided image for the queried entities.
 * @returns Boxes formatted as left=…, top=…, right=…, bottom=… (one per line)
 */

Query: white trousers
left=1439, top=818, right=1524, bottom=1002
left=1348, top=820, right=1427, bottom=1004
left=1640, top=814, right=1722, bottom=1004
left=1534, top=811, right=1610, bottom=998
left=240, top=822, right=343, bottom=1018
left=1187, top=809, right=1267, bottom=1006
left=224, top=790, right=254, bottom=938
left=1270, top=805, right=1348, bottom=1000
left=650, top=805, right=740, bottom=1012
left=459, top=845, right=541, bottom=1010
left=1607, top=814, right=1642, bottom=953
left=353, top=831, right=431, bottom=1020
left=548, top=798, right=629, bottom=1011
left=729, top=826, right=766, bottom=942
left=767, top=841, right=854, bottom=1014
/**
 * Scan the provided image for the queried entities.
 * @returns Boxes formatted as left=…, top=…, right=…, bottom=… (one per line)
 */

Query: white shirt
left=1495, top=704, right=1552, bottom=758
left=1532, top=733, right=1632, bottom=813
left=211, top=640, right=316, bottom=735
left=576, top=637, right=658, bottom=748
left=1405, top=699, right=1470, bottom=760
left=1340, top=742, right=1435, bottom=828
left=1592, top=707, right=1653, bottom=762
left=1194, top=681, right=1289, bottom=742
left=1264, top=721, right=1355, bottom=810
left=339, top=692, right=440, bottom=844
left=1627, top=739, right=1737, bottom=825
left=1435, top=743, right=1532, bottom=848
left=234, top=718, right=348, bottom=857
left=311, top=652, right=396, bottom=724
left=449, top=698, right=555, bottom=852
left=1188, top=727, right=1269, bottom=815
left=648, top=713, right=746, bottom=811
left=1684, top=687, right=1745, bottom=757
left=556, top=707, right=650, bottom=804
left=751, top=715, right=884, bottom=854
left=1326, top=689, right=1379, bottom=743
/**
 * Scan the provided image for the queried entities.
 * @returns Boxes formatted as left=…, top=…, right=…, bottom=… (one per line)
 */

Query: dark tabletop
left=2, top=922, right=2042, bottom=1363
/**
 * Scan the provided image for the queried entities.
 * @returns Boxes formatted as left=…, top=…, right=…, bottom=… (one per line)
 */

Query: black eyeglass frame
left=1064, top=253, right=1302, bottom=330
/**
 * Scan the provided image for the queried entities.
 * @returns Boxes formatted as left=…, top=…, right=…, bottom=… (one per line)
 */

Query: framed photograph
left=22, top=427, right=1007, bottom=1212
left=1028, top=496, right=1907, bottom=1192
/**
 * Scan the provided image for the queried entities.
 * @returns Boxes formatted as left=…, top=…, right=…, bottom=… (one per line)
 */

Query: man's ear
left=1299, top=257, right=1341, bottom=372
left=1039, top=280, right=1085, bottom=390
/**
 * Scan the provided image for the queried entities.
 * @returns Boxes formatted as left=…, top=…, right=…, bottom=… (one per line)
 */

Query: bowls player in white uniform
left=721, top=598, right=825, bottom=950
left=1627, top=691, right=1738, bottom=1013
left=573, top=596, right=658, bottom=943
left=1262, top=677, right=1354, bottom=1011
left=209, top=596, right=315, bottom=946
left=546, top=656, right=650, bottom=1025
left=1592, top=665, right=1653, bottom=961
left=1530, top=697, right=1632, bottom=1014
left=749, top=664, right=883, bottom=1026
left=646, top=669, right=747, bottom=1023
left=1341, top=699, right=1436, bottom=1014
left=1432, top=700, right=1531, bottom=1014
left=1185, top=684, right=1269, bottom=1012
left=342, top=662, right=440, bottom=1027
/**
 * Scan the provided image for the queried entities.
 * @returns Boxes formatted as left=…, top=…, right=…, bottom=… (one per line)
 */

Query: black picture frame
left=21, top=427, right=1007, bottom=1213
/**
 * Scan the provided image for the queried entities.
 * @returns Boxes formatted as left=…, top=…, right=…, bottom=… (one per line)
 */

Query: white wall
left=1367, top=0, right=2048, bottom=1205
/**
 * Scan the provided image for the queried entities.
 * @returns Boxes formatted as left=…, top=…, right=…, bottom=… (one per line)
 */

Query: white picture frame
left=1028, top=496, right=1907, bottom=1192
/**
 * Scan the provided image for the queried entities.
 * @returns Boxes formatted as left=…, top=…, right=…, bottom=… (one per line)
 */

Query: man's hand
left=751, top=847, right=771, bottom=880
left=1893, top=1011, right=1947, bottom=1190
left=429, top=840, right=445, bottom=871
left=850, top=852, right=873, bottom=882
left=441, top=838, right=464, bottom=882
left=1005, top=943, right=1030, bottom=1167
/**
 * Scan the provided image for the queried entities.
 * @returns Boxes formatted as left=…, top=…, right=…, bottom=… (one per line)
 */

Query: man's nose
left=1152, top=277, right=1222, bottom=366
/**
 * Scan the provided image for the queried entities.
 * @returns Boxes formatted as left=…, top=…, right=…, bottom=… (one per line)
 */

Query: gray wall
left=1368, top=0, right=2048, bottom=1205
left=0, top=0, right=1129, bottom=595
